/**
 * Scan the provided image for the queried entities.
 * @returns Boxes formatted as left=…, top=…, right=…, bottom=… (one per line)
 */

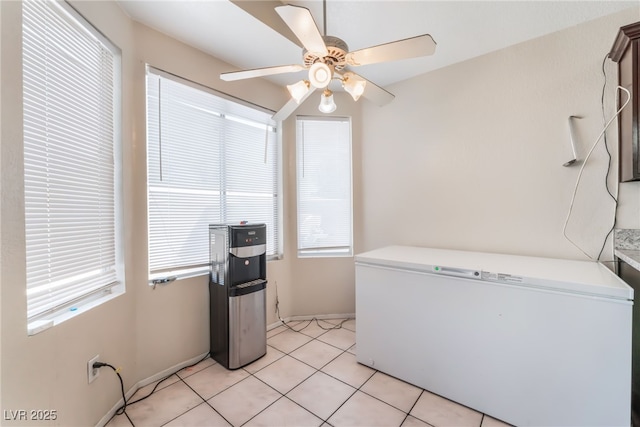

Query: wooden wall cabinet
left=610, top=22, right=640, bottom=182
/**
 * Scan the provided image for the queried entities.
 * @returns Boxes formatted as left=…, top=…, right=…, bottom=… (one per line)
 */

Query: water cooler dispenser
left=209, top=223, right=267, bottom=369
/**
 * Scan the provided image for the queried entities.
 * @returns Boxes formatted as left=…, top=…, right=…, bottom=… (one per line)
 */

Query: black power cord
left=282, top=316, right=350, bottom=333
left=274, top=280, right=351, bottom=333
left=125, top=353, right=210, bottom=407
left=597, top=52, right=618, bottom=262
left=96, top=352, right=210, bottom=427
left=92, top=362, right=133, bottom=425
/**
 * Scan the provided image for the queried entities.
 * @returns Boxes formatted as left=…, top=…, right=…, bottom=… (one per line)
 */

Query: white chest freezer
left=355, top=246, right=633, bottom=427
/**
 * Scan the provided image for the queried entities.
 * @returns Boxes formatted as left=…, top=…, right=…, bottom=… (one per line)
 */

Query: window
left=22, top=0, right=122, bottom=334
left=146, top=69, right=279, bottom=283
left=296, top=117, right=352, bottom=257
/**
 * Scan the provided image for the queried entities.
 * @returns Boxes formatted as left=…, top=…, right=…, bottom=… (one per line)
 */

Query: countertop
left=615, top=249, right=640, bottom=272
left=614, top=229, right=640, bottom=273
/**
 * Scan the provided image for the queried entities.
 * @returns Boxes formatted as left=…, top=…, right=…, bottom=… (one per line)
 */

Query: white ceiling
left=116, top=0, right=637, bottom=90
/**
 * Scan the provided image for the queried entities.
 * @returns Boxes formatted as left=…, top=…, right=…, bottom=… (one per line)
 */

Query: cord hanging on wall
left=563, top=115, right=582, bottom=167
left=562, top=86, right=631, bottom=260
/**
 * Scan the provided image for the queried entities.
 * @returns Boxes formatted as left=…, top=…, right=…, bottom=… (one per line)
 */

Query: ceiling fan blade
left=272, top=86, right=316, bottom=122
left=347, top=34, right=436, bottom=66
left=221, top=64, right=306, bottom=82
left=353, top=73, right=395, bottom=106
left=230, top=1, right=302, bottom=48
left=275, top=5, right=328, bottom=57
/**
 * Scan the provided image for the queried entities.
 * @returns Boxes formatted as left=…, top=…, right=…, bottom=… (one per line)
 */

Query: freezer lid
left=355, top=246, right=633, bottom=301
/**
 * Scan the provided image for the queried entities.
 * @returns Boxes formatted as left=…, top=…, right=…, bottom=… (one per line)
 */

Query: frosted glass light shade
left=287, top=80, right=310, bottom=104
left=342, top=72, right=367, bottom=101
left=318, top=90, right=337, bottom=113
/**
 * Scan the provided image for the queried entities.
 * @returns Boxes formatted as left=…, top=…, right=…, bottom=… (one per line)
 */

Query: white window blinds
left=296, top=117, right=353, bottom=257
left=22, top=0, right=121, bottom=323
left=146, top=69, right=279, bottom=282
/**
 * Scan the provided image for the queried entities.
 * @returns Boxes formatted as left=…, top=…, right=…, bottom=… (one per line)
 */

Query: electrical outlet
left=87, top=355, right=100, bottom=383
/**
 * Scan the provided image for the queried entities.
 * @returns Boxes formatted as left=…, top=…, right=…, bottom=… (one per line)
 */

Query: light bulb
left=286, top=80, right=310, bottom=104
left=318, top=89, right=337, bottom=113
left=309, top=62, right=334, bottom=89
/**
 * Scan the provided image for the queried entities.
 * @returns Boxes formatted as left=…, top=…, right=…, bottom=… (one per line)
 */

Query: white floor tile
left=125, top=381, right=203, bottom=426
left=267, top=328, right=313, bottom=353
left=287, top=371, right=356, bottom=420
left=253, top=354, right=316, bottom=394
left=207, top=376, right=281, bottom=427
left=481, top=414, right=514, bottom=427
left=163, top=402, right=230, bottom=426
left=267, top=324, right=287, bottom=338
left=316, top=327, right=356, bottom=350
left=361, top=371, right=422, bottom=413
left=182, top=363, right=249, bottom=400
left=327, top=390, right=406, bottom=427
left=290, top=339, right=343, bottom=369
left=410, top=391, right=483, bottom=427
left=321, top=351, right=375, bottom=388
left=244, top=397, right=323, bottom=427
left=401, top=415, right=431, bottom=426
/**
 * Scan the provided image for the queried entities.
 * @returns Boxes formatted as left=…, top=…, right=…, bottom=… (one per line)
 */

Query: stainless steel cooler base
left=228, top=288, right=267, bottom=369
left=209, top=223, right=267, bottom=370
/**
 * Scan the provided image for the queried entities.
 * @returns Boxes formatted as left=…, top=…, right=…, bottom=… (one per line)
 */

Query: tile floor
left=106, top=318, right=512, bottom=427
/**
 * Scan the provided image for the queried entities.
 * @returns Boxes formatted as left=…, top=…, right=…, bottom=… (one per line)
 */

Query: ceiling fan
left=221, top=0, right=437, bottom=121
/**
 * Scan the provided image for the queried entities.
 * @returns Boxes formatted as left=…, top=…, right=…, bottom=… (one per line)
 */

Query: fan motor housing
left=303, top=35, right=348, bottom=70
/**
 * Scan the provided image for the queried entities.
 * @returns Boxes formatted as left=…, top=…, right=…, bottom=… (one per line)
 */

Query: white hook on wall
left=563, top=115, right=582, bottom=167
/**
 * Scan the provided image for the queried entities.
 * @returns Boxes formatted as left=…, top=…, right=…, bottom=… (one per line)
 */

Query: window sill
left=27, top=284, right=125, bottom=336
left=148, top=267, right=208, bottom=287
left=297, top=251, right=353, bottom=259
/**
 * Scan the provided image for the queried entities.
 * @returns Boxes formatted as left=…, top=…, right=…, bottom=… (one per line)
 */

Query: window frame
left=295, top=115, right=353, bottom=258
left=22, top=0, right=124, bottom=335
left=145, top=67, right=282, bottom=284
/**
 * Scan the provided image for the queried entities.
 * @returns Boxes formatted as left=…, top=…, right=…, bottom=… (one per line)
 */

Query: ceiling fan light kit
left=225, top=1, right=437, bottom=120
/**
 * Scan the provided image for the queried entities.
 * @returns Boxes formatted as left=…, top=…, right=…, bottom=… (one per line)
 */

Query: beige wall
left=360, top=7, right=640, bottom=266
left=1, top=1, right=639, bottom=426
